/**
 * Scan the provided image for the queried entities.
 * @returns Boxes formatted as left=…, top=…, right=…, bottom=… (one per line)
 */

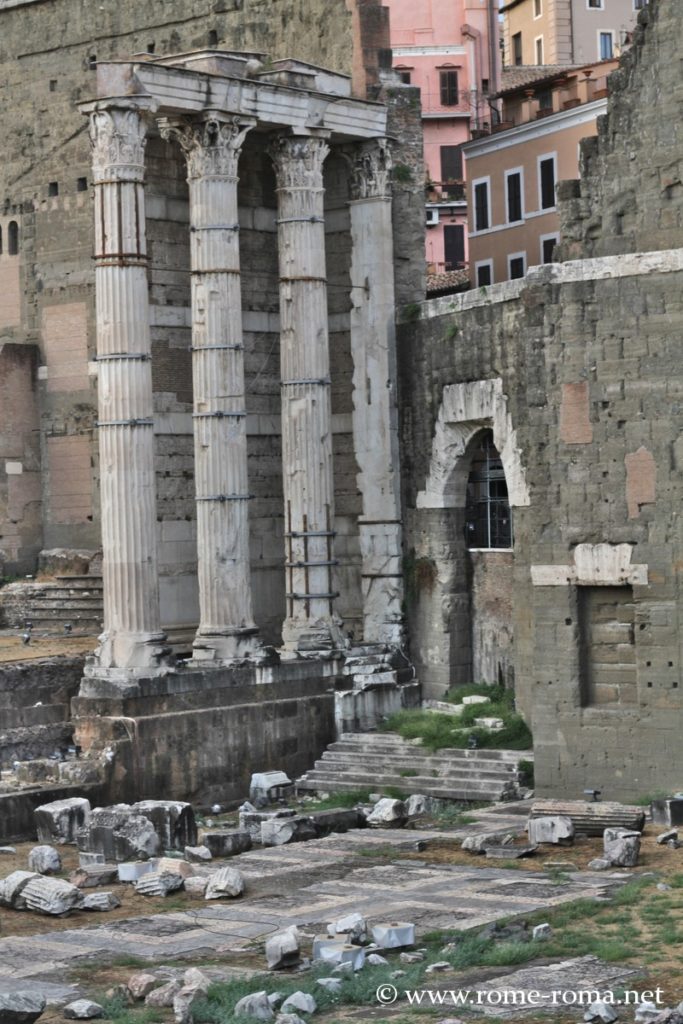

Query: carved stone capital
left=267, top=133, right=330, bottom=191
left=159, top=115, right=255, bottom=180
left=344, top=139, right=392, bottom=201
left=88, top=103, right=151, bottom=183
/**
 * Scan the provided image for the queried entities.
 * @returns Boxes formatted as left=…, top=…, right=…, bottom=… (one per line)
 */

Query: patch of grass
left=402, top=301, right=422, bottom=321
left=356, top=845, right=397, bottom=858
left=633, top=791, right=670, bottom=806
left=99, top=993, right=165, bottom=1023
left=383, top=785, right=410, bottom=800
left=399, top=769, right=419, bottom=778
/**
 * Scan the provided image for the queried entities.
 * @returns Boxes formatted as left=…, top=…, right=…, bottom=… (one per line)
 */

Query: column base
left=190, top=628, right=278, bottom=668
left=336, top=642, right=420, bottom=734
left=280, top=616, right=349, bottom=661
left=88, top=630, right=174, bottom=675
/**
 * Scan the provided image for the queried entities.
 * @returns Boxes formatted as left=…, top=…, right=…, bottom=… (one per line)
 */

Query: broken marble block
left=327, top=912, right=367, bottom=944
left=184, top=845, right=212, bottom=862
left=153, top=857, right=195, bottom=879
left=603, top=827, right=641, bottom=867
left=131, top=800, right=197, bottom=850
left=135, top=871, right=184, bottom=897
left=239, top=807, right=296, bottom=843
left=266, top=926, right=301, bottom=969
left=0, top=991, right=47, bottom=1022
left=372, top=922, right=415, bottom=948
left=366, top=798, right=407, bottom=828
left=145, top=982, right=181, bottom=1008
left=34, top=797, right=91, bottom=845
left=461, top=831, right=516, bottom=854
left=22, top=875, right=83, bottom=915
left=314, top=937, right=366, bottom=970
left=205, top=866, right=244, bottom=899
left=117, top=861, right=156, bottom=883
left=405, top=794, right=442, bottom=817
left=127, top=973, right=160, bottom=1001
left=651, top=797, right=683, bottom=828
left=261, top=816, right=318, bottom=847
left=27, top=845, right=62, bottom=875
left=280, top=993, right=316, bottom=1015
left=69, top=864, right=118, bottom=889
left=201, top=830, right=252, bottom=858
left=184, top=876, right=209, bottom=898
left=250, top=771, right=294, bottom=806
left=76, top=807, right=161, bottom=862
left=527, top=815, right=575, bottom=846
left=234, top=991, right=274, bottom=1021
left=81, top=891, right=121, bottom=911
left=63, top=1000, right=104, bottom=1020
left=0, top=870, right=39, bottom=909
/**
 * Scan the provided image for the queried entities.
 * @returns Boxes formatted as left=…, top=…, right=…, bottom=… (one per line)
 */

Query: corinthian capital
left=267, top=133, right=330, bottom=191
left=159, top=115, right=255, bottom=181
left=344, top=139, right=393, bottom=201
left=88, top=103, right=151, bottom=183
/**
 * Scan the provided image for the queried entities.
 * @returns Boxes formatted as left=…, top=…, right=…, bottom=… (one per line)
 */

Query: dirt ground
left=0, top=633, right=96, bottom=663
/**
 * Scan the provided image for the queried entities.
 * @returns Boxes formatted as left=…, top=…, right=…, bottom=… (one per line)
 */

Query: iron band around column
left=190, top=344, right=243, bottom=352
left=196, top=494, right=252, bottom=503
left=192, top=410, right=247, bottom=419
left=285, top=529, right=336, bottom=539
left=276, top=216, right=325, bottom=225
left=96, top=418, right=154, bottom=428
left=281, top=378, right=331, bottom=387
left=190, top=268, right=240, bottom=276
left=95, top=353, right=150, bottom=362
left=286, top=591, right=340, bottom=601
left=285, top=559, right=339, bottom=568
left=190, top=224, right=240, bottom=232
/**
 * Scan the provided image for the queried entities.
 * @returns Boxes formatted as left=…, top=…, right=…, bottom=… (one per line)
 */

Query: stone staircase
left=297, top=732, right=531, bottom=803
left=25, top=576, right=104, bottom=633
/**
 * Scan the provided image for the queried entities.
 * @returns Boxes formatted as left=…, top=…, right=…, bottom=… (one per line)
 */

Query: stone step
left=297, top=774, right=513, bottom=802
left=28, top=598, right=104, bottom=610
left=313, top=762, right=516, bottom=785
left=326, top=738, right=526, bottom=763
left=318, top=751, right=520, bottom=773
left=301, top=764, right=514, bottom=790
left=55, top=576, right=104, bottom=588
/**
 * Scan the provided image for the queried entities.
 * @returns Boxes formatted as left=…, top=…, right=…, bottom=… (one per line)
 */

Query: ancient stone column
left=346, top=140, right=405, bottom=646
left=161, top=115, right=265, bottom=663
left=268, top=133, right=343, bottom=655
left=86, top=100, right=168, bottom=673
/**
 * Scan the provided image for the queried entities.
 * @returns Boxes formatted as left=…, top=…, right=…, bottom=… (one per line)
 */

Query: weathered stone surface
left=651, top=799, right=683, bottom=828
left=266, top=926, right=301, bottom=969
left=656, top=829, right=678, bottom=845
left=173, top=985, right=207, bottom=1024
left=527, top=815, right=575, bottom=846
left=63, top=1001, right=104, bottom=1020
left=201, top=831, right=252, bottom=858
left=327, top=912, right=367, bottom=943
left=250, top=771, right=293, bottom=805
left=234, top=991, right=274, bottom=1020
left=205, top=866, right=244, bottom=899
left=184, top=845, right=212, bottom=862
left=0, top=991, right=46, bottom=1022
left=603, top=828, right=641, bottom=867
left=372, top=922, right=415, bottom=948
left=132, top=800, right=197, bottom=850
left=27, top=845, right=62, bottom=875
left=117, top=861, right=155, bottom=882
left=280, top=992, right=316, bottom=1015
left=81, top=891, right=120, bottom=911
left=485, top=844, right=537, bottom=859
left=462, top=831, right=516, bottom=854
left=184, top=876, right=209, bottom=898
left=69, top=864, right=118, bottom=888
left=261, top=817, right=318, bottom=847
left=312, top=935, right=366, bottom=968
left=0, top=870, right=39, bottom=909
left=135, top=871, right=185, bottom=897
left=584, top=1000, right=619, bottom=1023
left=405, top=794, right=442, bottom=817
left=145, top=982, right=181, bottom=1008
left=153, top=857, right=195, bottom=879
left=529, top=802, right=645, bottom=837
left=239, top=809, right=297, bottom=842
left=77, top=808, right=160, bottom=863
left=588, top=858, right=611, bottom=871
left=533, top=923, right=552, bottom=941
left=316, top=978, right=342, bottom=993
left=127, top=973, right=160, bottom=1001
left=22, top=875, right=83, bottom=915
left=34, top=798, right=91, bottom=845
left=366, top=798, right=407, bottom=828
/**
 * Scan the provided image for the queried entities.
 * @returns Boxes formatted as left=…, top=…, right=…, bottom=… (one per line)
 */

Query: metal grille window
left=465, top=431, right=513, bottom=549
left=474, top=181, right=490, bottom=231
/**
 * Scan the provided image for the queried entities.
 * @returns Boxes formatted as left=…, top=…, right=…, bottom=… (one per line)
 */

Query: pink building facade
left=387, top=0, right=500, bottom=275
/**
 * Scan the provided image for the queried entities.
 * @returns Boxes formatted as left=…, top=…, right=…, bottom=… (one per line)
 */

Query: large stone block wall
left=398, top=253, right=683, bottom=803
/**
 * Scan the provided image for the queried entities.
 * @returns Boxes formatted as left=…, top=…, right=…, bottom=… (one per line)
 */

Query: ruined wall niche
left=407, top=379, right=527, bottom=698
left=0, top=216, right=22, bottom=330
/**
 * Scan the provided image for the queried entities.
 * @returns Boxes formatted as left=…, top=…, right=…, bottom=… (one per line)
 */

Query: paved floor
left=0, top=808, right=629, bottom=1006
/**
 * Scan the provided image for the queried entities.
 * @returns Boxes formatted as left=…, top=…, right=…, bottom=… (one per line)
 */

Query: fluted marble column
left=268, top=132, right=343, bottom=655
left=346, top=140, right=405, bottom=646
left=86, top=100, right=168, bottom=673
left=160, top=114, right=265, bottom=664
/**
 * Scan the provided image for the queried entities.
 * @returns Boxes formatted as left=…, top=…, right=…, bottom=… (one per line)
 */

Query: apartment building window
left=634, top=0, right=647, bottom=8
left=473, top=179, right=490, bottom=231
left=539, top=154, right=557, bottom=210
left=396, top=68, right=412, bottom=84
left=512, top=32, right=523, bottom=66
left=476, top=261, right=493, bottom=287
left=599, top=31, right=615, bottom=59
left=537, top=87, right=553, bottom=110
left=444, top=225, right=465, bottom=270
left=535, top=36, right=544, bottom=64
left=465, top=431, right=513, bottom=549
left=588, top=0, right=603, bottom=8
left=505, top=169, right=523, bottom=223
left=440, top=145, right=464, bottom=199
left=440, top=69, right=459, bottom=106
left=534, top=0, right=542, bottom=17
left=540, top=233, right=559, bottom=263
left=508, top=252, right=526, bottom=280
